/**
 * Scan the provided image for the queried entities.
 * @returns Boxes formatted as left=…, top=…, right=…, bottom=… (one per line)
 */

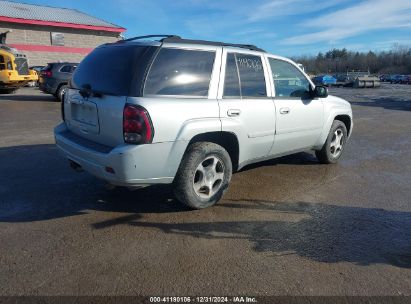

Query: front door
left=267, top=58, right=324, bottom=156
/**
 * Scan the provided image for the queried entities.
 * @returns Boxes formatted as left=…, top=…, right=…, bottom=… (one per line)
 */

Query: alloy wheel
left=330, top=128, right=344, bottom=157
left=192, top=155, right=225, bottom=199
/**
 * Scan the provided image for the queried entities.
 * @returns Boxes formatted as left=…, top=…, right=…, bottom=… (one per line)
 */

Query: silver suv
left=54, top=35, right=353, bottom=209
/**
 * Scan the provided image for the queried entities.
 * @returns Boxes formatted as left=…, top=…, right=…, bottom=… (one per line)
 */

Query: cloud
left=97, top=0, right=411, bottom=55
left=247, top=0, right=344, bottom=22
left=282, top=0, right=411, bottom=45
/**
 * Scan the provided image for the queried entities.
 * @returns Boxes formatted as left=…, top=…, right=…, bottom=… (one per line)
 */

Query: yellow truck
left=0, top=31, right=38, bottom=94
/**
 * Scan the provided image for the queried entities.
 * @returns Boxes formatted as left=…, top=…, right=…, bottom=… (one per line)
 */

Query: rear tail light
left=123, top=104, right=154, bottom=144
left=41, top=70, right=52, bottom=77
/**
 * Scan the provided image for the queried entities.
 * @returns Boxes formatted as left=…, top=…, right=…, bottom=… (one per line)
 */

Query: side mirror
left=312, top=85, right=328, bottom=98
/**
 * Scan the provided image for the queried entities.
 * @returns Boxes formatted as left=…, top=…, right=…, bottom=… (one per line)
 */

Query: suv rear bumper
left=39, top=82, right=57, bottom=95
left=54, top=123, right=186, bottom=186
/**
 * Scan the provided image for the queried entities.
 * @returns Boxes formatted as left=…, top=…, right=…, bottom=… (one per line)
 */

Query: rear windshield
left=43, top=64, right=54, bottom=71
left=71, top=45, right=154, bottom=96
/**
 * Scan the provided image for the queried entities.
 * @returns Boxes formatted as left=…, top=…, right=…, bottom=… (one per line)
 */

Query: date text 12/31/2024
left=149, top=296, right=257, bottom=303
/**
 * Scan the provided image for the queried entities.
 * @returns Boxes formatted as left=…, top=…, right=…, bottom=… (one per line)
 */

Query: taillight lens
left=123, top=104, right=154, bottom=144
left=41, top=70, right=52, bottom=77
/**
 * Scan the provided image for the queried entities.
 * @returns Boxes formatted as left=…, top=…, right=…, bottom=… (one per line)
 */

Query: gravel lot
left=0, top=85, right=410, bottom=297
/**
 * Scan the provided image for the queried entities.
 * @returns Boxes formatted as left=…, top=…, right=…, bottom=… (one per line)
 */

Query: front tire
left=173, top=142, right=232, bottom=209
left=57, top=85, right=68, bottom=102
left=316, top=120, right=348, bottom=164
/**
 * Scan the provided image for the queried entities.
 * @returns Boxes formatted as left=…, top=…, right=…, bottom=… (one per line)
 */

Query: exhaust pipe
left=69, top=159, right=84, bottom=172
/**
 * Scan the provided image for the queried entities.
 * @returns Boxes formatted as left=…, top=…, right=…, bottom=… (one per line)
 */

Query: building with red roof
left=0, top=0, right=126, bottom=65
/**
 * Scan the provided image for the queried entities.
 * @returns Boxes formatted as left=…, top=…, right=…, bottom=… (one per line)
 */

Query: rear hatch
left=39, top=63, right=54, bottom=85
left=64, top=43, right=158, bottom=147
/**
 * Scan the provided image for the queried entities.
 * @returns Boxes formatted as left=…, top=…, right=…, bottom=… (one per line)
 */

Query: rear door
left=64, top=44, right=157, bottom=147
left=218, top=49, right=276, bottom=163
left=59, top=64, right=77, bottom=82
left=267, top=57, right=324, bottom=156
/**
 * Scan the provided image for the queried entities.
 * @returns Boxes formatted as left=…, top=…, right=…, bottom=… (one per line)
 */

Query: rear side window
left=144, top=48, right=215, bottom=97
left=223, top=53, right=241, bottom=97
left=236, top=54, right=266, bottom=98
left=71, top=45, right=153, bottom=96
left=60, top=65, right=72, bottom=73
left=223, top=53, right=267, bottom=98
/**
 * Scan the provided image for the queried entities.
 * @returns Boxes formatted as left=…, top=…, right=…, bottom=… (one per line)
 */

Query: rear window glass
left=236, top=54, right=266, bottom=98
left=71, top=45, right=151, bottom=96
left=144, top=48, right=215, bottom=97
left=223, top=53, right=241, bottom=97
left=43, top=64, right=54, bottom=71
left=60, top=65, right=72, bottom=73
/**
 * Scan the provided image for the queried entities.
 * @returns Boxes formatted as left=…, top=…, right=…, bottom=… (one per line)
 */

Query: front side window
left=269, top=58, right=311, bottom=98
left=144, top=48, right=215, bottom=97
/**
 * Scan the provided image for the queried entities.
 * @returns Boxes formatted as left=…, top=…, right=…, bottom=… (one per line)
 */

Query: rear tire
left=0, top=89, right=16, bottom=94
left=316, top=120, right=348, bottom=164
left=173, top=142, right=232, bottom=209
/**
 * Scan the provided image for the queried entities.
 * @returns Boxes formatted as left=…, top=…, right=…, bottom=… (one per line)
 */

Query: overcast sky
left=18, top=0, right=411, bottom=56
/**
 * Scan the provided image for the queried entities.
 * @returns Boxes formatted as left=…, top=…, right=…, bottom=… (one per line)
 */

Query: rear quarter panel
left=125, top=96, right=221, bottom=180
left=126, top=97, right=221, bottom=143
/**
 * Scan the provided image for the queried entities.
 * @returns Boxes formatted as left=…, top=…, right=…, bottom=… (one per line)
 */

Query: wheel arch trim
left=315, top=109, right=353, bottom=149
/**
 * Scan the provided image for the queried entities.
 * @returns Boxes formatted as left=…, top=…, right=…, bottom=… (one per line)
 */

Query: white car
left=54, top=35, right=353, bottom=209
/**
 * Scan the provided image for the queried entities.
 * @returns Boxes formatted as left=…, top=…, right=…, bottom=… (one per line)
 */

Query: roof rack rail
left=120, top=35, right=266, bottom=52
left=161, top=36, right=266, bottom=52
left=224, top=43, right=266, bottom=53
left=121, top=35, right=181, bottom=42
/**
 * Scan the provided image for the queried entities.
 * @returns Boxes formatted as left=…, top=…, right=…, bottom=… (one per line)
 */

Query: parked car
left=390, top=74, right=408, bottom=84
left=312, top=74, right=337, bottom=86
left=28, top=65, right=45, bottom=87
left=39, top=62, right=78, bottom=101
left=399, top=75, right=408, bottom=84
left=379, top=74, right=391, bottom=82
left=405, top=75, right=411, bottom=84
left=54, top=35, right=353, bottom=209
left=29, top=65, right=45, bottom=73
left=389, top=75, right=400, bottom=83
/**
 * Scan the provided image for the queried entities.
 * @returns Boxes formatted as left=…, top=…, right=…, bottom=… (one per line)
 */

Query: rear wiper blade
left=79, top=84, right=106, bottom=98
